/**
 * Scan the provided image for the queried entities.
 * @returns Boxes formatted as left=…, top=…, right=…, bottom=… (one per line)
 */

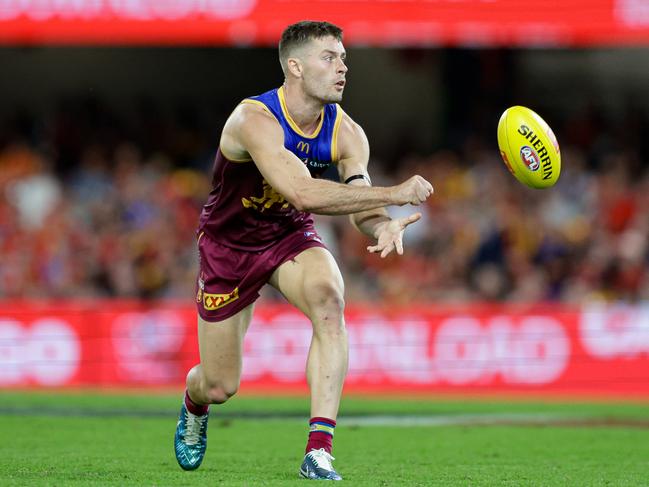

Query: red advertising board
left=1, top=301, right=648, bottom=398
left=0, top=0, right=649, bottom=47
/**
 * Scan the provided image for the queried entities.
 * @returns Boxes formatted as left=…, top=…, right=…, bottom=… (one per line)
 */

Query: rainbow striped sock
left=306, top=417, right=336, bottom=454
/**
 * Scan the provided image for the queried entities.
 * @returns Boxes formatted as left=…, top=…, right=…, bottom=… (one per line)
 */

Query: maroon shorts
left=195, top=228, right=327, bottom=322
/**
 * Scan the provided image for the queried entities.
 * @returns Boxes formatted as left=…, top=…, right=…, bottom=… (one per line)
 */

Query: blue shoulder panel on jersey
left=244, top=87, right=342, bottom=177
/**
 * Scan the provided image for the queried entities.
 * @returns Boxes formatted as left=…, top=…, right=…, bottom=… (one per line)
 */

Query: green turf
left=1, top=391, right=648, bottom=486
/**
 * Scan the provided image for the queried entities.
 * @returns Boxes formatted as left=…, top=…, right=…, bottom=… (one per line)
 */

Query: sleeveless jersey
left=198, top=86, right=343, bottom=251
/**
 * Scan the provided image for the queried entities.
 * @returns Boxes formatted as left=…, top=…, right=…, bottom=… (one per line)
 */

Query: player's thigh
left=197, top=303, right=254, bottom=384
left=269, top=246, right=345, bottom=318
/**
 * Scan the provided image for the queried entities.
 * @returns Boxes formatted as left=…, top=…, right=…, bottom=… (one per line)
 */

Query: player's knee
left=204, top=381, right=239, bottom=404
left=305, top=279, right=345, bottom=324
left=298, top=271, right=347, bottom=337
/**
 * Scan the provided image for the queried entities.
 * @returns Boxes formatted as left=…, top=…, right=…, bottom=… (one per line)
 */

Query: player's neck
left=282, top=83, right=323, bottom=135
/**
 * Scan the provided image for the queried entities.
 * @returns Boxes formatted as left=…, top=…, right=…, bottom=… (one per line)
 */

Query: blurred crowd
left=1, top=100, right=648, bottom=304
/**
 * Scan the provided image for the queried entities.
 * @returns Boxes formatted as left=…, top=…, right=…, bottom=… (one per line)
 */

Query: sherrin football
left=497, top=106, right=561, bottom=189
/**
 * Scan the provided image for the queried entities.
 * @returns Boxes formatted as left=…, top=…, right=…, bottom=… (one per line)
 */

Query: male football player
left=174, top=20, right=433, bottom=480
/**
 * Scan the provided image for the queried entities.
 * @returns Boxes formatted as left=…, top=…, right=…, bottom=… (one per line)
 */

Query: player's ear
left=287, top=57, right=303, bottom=79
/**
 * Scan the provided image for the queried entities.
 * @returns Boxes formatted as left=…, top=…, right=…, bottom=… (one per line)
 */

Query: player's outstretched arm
left=336, top=112, right=430, bottom=258
left=226, top=104, right=433, bottom=215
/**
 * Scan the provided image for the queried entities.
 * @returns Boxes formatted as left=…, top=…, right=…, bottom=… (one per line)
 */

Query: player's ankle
left=184, top=389, right=209, bottom=416
left=306, top=417, right=336, bottom=454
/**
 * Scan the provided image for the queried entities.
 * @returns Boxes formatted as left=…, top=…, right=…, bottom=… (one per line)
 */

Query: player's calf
left=186, top=364, right=240, bottom=405
left=203, top=382, right=239, bottom=404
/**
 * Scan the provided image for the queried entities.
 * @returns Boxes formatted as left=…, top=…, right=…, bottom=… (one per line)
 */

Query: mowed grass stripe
left=2, top=391, right=649, bottom=418
left=2, top=406, right=649, bottom=430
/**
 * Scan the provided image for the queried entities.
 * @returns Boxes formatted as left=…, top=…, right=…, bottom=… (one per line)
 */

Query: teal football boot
left=299, top=448, right=342, bottom=481
left=174, top=403, right=209, bottom=471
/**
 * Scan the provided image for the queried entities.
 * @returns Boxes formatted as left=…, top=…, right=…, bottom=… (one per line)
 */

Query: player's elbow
left=293, top=188, right=326, bottom=213
left=289, top=189, right=310, bottom=212
left=287, top=180, right=317, bottom=212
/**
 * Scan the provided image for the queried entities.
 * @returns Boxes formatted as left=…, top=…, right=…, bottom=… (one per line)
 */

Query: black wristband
left=344, top=174, right=371, bottom=185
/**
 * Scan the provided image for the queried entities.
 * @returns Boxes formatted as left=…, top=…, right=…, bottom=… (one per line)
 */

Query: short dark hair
left=279, top=21, right=343, bottom=74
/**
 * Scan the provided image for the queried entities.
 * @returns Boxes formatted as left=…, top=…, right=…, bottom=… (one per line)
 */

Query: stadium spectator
left=1, top=102, right=648, bottom=304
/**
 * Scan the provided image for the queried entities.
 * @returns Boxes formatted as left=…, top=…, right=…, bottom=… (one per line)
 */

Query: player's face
left=301, top=37, right=348, bottom=103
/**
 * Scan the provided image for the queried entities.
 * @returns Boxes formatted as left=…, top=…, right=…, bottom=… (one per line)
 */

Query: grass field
left=1, top=391, right=648, bottom=486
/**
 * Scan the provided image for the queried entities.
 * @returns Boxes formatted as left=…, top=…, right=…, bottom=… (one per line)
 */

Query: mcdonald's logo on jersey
left=296, top=141, right=310, bottom=154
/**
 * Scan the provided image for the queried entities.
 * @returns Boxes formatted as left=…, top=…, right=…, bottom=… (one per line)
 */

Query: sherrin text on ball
left=497, top=106, right=561, bottom=189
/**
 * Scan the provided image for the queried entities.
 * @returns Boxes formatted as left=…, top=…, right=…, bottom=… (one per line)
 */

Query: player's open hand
left=367, top=212, right=422, bottom=258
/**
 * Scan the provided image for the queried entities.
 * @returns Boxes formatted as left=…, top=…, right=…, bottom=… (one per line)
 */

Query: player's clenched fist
left=392, top=175, right=434, bottom=205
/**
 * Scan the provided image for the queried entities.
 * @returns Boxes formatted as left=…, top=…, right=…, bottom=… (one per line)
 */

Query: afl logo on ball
left=520, top=146, right=540, bottom=172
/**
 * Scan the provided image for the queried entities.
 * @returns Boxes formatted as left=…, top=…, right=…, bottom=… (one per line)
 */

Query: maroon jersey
left=198, top=149, right=315, bottom=251
left=198, top=88, right=341, bottom=251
